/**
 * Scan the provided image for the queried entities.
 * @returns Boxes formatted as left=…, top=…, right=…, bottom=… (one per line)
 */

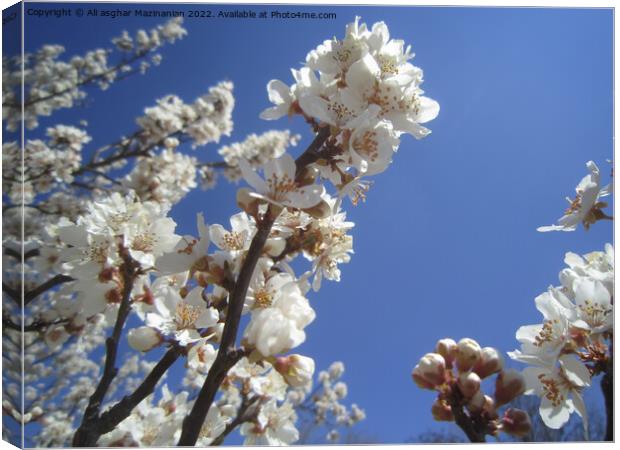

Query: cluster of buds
left=413, top=338, right=531, bottom=441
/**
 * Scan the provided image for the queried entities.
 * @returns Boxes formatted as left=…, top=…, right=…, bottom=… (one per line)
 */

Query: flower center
left=254, top=289, right=273, bottom=308
left=222, top=231, right=244, bottom=250
left=267, top=174, right=297, bottom=201
left=352, top=130, right=379, bottom=162
left=537, top=374, right=565, bottom=407
left=175, top=302, right=201, bottom=329
left=86, top=241, right=109, bottom=264
left=579, top=299, right=611, bottom=328
left=132, top=232, right=157, bottom=252
left=534, top=319, right=562, bottom=347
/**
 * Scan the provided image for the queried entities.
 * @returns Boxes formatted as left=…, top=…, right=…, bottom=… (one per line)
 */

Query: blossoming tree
left=2, top=15, right=438, bottom=446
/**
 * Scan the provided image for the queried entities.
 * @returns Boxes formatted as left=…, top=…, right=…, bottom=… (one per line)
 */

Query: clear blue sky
left=22, top=2, right=613, bottom=444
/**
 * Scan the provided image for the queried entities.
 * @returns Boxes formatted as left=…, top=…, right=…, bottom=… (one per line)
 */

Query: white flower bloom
left=259, top=80, right=295, bottom=120
left=572, top=278, right=613, bottom=335
left=560, top=244, right=614, bottom=297
left=240, top=153, right=323, bottom=209
left=243, top=279, right=315, bottom=356
left=145, top=286, right=219, bottom=346
left=522, top=355, right=590, bottom=431
left=346, top=113, right=399, bottom=175
left=210, top=212, right=254, bottom=254
left=187, top=337, right=217, bottom=372
left=508, top=289, right=575, bottom=367
left=538, top=161, right=611, bottom=232
left=156, top=213, right=210, bottom=276
left=240, top=400, right=299, bottom=445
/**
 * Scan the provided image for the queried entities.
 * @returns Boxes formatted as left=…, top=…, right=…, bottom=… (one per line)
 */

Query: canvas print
left=1, top=1, right=614, bottom=447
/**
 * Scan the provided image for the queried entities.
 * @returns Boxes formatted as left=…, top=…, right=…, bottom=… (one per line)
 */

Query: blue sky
left=20, top=2, right=613, bottom=444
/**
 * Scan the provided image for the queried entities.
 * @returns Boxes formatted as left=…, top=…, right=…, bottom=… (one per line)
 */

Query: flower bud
left=456, top=338, right=481, bottom=372
left=466, top=390, right=485, bottom=413
left=44, top=326, right=70, bottom=350
left=431, top=399, right=454, bottom=422
left=127, top=326, right=162, bottom=352
left=333, top=382, right=348, bottom=399
left=457, top=371, right=481, bottom=399
left=328, top=361, right=345, bottom=380
left=494, top=369, right=526, bottom=406
left=483, top=395, right=498, bottom=420
left=435, top=338, right=457, bottom=367
left=274, top=354, right=315, bottom=388
left=412, top=353, right=446, bottom=390
left=473, top=347, right=504, bottom=379
left=501, top=408, right=532, bottom=437
left=164, top=137, right=180, bottom=149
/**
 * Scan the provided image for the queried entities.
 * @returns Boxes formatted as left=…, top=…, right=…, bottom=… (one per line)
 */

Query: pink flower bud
left=431, top=399, right=454, bottom=422
left=501, top=408, right=532, bottom=437
left=412, top=353, right=446, bottom=390
left=494, top=369, right=526, bottom=406
left=435, top=338, right=457, bottom=367
left=483, top=395, right=498, bottom=420
left=467, top=390, right=485, bottom=413
left=457, top=371, right=481, bottom=399
left=127, top=326, right=162, bottom=352
left=456, top=338, right=481, bottom=372
left=274, top=354, right=315, bottom=388
left=473, top=347, right=504, bottom=379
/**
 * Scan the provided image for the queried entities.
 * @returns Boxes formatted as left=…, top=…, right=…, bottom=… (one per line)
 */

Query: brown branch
left=24, top=274, right=74, bottom=305
left=72, top=252, right=139, bottom=447
left=448, top=387, right=486, bottom=443
left=95, top=345, right=183, bottom=437
left=177, top=127, right=332, bottom=446
left=2, top=317, right=68, bottom=332
left=2, top=282, right=20, bottom=305
left=3, top=244, right=39, bottom=262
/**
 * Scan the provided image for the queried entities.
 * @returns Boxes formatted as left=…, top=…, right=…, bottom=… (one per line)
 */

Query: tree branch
left=448, top=387, right=486, bottom=443
left=177, top=126, right=332, bottom=446
left=2, top=317, right=68, bottom=333
left=2, top=282, right=20, bottom=305
left=72, top=252, right=138, bottom=447
left=95, top=345, right=183, bottom=437
left=24, top=274, right=74, bottom=305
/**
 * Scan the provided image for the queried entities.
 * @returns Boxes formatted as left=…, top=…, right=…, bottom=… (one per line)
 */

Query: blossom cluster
left=413, top=338, right=532, bottom=439
left=508, top=244, right=613, bottom=432
left=2, top=18, right=188, bottom=132
left=3, top=125, right=90, bottom=204
left=261, top=16, right=439, bottom=200
left=216, top=130, right=301, bottom=182
left=136, top=81, right=234, bottom=148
